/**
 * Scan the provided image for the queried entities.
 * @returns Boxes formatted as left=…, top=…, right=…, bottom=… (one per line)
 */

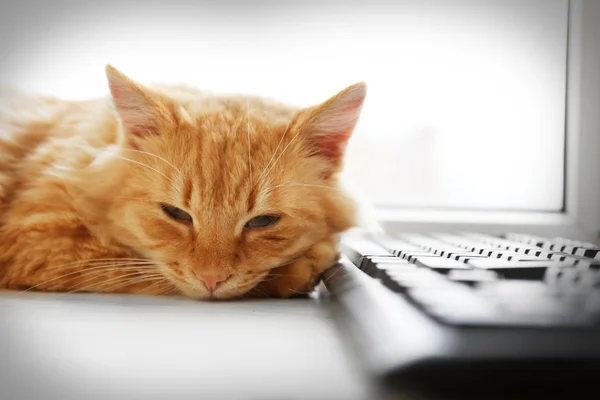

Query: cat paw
left=249, top=236, right=340, bottom=298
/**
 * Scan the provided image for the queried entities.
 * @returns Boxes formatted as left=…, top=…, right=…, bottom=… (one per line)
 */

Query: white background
left=0, top=0, right=569, bottom=211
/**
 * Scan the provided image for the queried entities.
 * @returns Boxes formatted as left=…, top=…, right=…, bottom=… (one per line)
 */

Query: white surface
left=566, top=0, right=600, bottom=242
left=0, top=291, right=371, bottom=400
left=0, top=0, right=569, bottom=211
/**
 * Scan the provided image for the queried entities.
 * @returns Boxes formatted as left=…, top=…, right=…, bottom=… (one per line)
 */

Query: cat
left=0, top=65, right=371, bottom=300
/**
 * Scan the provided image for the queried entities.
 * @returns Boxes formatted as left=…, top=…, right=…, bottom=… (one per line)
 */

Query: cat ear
left=302, top=82, right=366, bottom=163
left=105, top=65, right=175, bottom=138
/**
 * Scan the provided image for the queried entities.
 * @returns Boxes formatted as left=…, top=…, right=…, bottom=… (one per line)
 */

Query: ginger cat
left=0, top=66, right=366, bottom=300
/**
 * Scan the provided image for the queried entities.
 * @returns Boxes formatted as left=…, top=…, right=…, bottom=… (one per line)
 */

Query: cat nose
left=197, top=273, right=231, bottom=292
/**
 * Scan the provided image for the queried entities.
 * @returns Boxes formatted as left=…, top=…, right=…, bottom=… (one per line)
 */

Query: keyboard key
left=485, top=250, right=543, bottom=261
left=474, top=280, right=585, bottom=319
left=550, top=253, right=571, bottom=261
left=358, top=260, right=420, bottom=291
left=359, top=256, right=411, bottom=277
left=433, top=234, right=494, bottom=252
left=576, top=259, right=600, bottom=270
left=439, top=251, right=478, bottom=259
left=533, top=250, right=565, bottom=259
left=551, top=237, right=599, bottom=256
left=475, top=280, right=556, bottom=299
left=507, top=247, right=546, bottom=255
left=466, top=259, right=574, bottom=280
left=520, top=248, right=544, bottom=256
left=455, top=243, right=486, bottom=252
left=505, top=233, right=549, bottom=247
left=401, top=252, right=438, bottom=263
left=550, top=254, right=598, bottom=264
left=560, top=255, right=600, bottom=266
left=433, top=248, right=465, bottom=257
left=454, top=254, right=488, bottom=263
left=503, top=255, right=546, bottom=261
left=415, top=258, right=471, bottom=274
left=420, top=279, right=590, bottom=327
left=374, top=262, right=420, bottom=274
left=396, top=233, right=433, bottom=246
left=407, top=286, right=497, bottom=318
left=506, top=233, right=599, bottom=257
left=385, top=268, right=450, bottom=291
left=486, top=250, right=511, bottom=258
left=459, top=232, right=531, bottom=251
left=372, top=236, right=422, bottom=255
left=476, top=249, right=503, bottom=256
left=552, top=236, right=599, bottom=248
left=340, top=236, right=393, bottom=267
left=574, top=247, right=600, bottom=259
left=543, top=264, right=599, bottom=293
left=447, top=269, right=498, bottom=286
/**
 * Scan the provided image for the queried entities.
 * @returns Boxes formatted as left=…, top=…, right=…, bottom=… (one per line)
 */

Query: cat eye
left=160, top=204, right=193, bottom=223
left=244, top=215, right=280, bottom=230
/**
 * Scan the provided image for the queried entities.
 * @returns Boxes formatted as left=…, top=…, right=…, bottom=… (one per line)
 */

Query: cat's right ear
left=299, top=82, right=366, bottom=169
left=105, top=65, right=175, bottom=139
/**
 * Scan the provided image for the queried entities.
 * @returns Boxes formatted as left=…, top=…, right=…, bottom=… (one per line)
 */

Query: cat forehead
left=177, top=94, right=297, bottom=126
left=175, top=114, right=298, bottom=160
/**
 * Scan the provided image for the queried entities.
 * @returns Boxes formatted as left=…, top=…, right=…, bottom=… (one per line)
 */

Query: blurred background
left=0, top=0, right=568, bottom=211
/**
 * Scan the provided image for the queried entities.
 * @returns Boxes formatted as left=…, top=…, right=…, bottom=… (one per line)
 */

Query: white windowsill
left=376, top=208, right=569, bottom=225
left=373, top=208, right=592, bottom=242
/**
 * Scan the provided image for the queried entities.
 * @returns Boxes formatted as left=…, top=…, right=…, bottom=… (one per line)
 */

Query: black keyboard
left=323, top=231, right=600, bottom=389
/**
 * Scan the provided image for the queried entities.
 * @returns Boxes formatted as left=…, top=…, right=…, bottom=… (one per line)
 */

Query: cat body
left=0, top=67, right=368, bottom=299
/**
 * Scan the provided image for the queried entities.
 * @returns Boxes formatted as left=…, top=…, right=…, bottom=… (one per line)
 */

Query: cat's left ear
left=105, top=65, right=176, bottom=140
left=301, top=82, right=366, bottom=166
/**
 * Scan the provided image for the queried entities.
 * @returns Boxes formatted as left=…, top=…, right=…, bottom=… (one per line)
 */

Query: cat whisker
left=73, top=143, right=184, bottom=182
left=63, top=266, right=161, bottom=281
left=263, top=272, right=296, bottom=277
left=264, top=182, right=343, bottom=196
left=257, top=270, right=314, bottom=284
left=158, top=285, right=180, bottom=296
left=288, top=288, right=312, bottom=296
left=251, top=254, right=304, bottom=274
left=136, top=279, right=174, bottom=295
left=256, top=117, right=293, bottom=184
left=235, top=275, right=268, bottom=293
left=40, top=258, right=156, bottom=272
left=55, top=270, right=163, bottom=297
left=18, top=262, right=158, bottom=294
left=119, top=148, right=184, bottom=178
left=260, top=271, right=302, bottom=280
left=55, top=273, right=167, bottom=297
left=168, top=287, right=181, bottom=295
left=321, top=264, right=343, bottom=283
left=63, top=268, right=164, bottom=289
left=279, top=255, right=304, bottom=267
left=256, top=275, right=281, bottom=284
left=112, top=154, right=179, bottom=187
left=257, top=126, right=304, bottom=185
left=247, top=286, right=269, bottom=298
left=246, top=97, right=252, bottom=187
left=19, top=270, right=161, bottom=296
left=33, top=263, right=157, bottom=280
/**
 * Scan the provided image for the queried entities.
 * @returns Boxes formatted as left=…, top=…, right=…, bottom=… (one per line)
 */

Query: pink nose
left=197, top=273, right=230, bottom=292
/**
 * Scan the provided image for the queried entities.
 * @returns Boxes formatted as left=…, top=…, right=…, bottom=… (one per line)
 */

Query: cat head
left=100, top=65, right=366, bottom=299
